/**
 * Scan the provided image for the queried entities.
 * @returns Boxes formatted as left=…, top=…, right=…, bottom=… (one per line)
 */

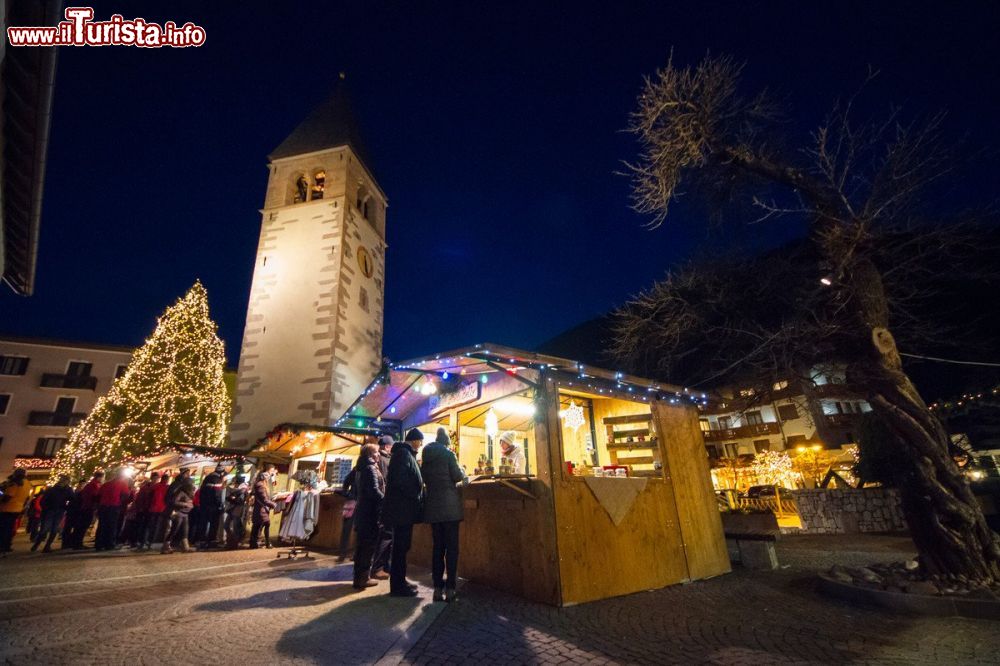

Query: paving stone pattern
left=0, top=538, right=441, bottom=665
left=404, top=535, right=1000, bottom=665
left=1, top=534, right=998, bottom=665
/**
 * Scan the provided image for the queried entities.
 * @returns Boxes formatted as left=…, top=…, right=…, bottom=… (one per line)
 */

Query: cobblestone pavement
left=403, top=534, right=1000, bottom=665
left=0, top=534, right=444, bottom=665
left=2, top=533, right=998, bottom=665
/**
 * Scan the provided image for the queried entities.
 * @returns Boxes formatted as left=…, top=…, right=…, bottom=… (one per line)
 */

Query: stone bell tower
left=230, top=79, right=388, bottom=448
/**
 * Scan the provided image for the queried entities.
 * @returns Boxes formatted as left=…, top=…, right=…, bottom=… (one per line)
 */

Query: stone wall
left=788, top=488, right=907, bottom=534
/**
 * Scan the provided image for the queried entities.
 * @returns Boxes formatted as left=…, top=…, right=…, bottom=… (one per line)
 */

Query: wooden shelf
left=603, top=414, right=653, bottom=426
left=607, top=438, right=658, bottom=450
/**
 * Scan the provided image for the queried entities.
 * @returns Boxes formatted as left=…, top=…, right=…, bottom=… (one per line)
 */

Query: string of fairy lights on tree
left=50, top=282, right=231, bottom=481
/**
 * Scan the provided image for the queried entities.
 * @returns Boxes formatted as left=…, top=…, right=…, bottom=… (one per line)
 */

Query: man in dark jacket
left=371, top=435, right=395, bottom=579
left=381, top=429, right=425, bottom=597
left=161, top=470, right=196, bottom=554
left=61, top=480, right=87, bottom=548
left=198, top=465, right=226, bottom=548
left=30, top=475, right=74, bottom=553
left=223, top=476, right=249, bottom=549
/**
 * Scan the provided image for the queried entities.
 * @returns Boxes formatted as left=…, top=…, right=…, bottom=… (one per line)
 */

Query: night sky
left=3, top=1, right=999, bottom=366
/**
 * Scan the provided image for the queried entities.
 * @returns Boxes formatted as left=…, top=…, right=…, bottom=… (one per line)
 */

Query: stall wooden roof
left=336, top=343, right=705, bottom=429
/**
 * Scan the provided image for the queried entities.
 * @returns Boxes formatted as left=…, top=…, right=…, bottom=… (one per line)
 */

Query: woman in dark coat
left=160, top=471, right=195, bottom=554
left=380, top=428, right=425, bottom=597
left=249, top=471, right=276, bottom=549
left=352, top=443, right=385, bottom=589
left=421, top=427, right=468, bottom=602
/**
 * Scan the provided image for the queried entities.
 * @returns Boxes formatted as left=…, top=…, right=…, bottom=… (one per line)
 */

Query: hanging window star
left=560, top=400, right=585, bottom=432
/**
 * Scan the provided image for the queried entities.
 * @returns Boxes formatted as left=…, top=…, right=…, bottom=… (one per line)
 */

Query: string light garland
left=929, top=386, right=1000, bottom=413
left=50, top=282, right=231, bottom=482
left=333, top=345, right=712, bottom=430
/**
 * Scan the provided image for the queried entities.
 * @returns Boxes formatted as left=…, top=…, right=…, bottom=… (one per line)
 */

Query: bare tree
left=615, top=54, right=1000, bottom=584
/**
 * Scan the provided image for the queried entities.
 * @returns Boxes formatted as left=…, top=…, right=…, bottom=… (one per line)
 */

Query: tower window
left=294, top=176, right=309, bottom=203
left=359, top=287, right=370, bottom=313
left=356, top=184, right=373, bottom=221
left=311, top=171, right=326, bottom=200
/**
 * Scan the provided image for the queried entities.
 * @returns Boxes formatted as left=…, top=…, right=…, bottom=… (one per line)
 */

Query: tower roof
left=269, top=77, right=374, bottom=173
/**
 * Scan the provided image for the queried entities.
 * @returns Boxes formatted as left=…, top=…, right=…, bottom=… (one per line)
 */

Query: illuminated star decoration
left=560, top=400, right=585, bottom=432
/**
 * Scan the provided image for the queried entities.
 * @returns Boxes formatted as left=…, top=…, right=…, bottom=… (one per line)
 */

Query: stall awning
left=337, top=343, right=702, bottom=429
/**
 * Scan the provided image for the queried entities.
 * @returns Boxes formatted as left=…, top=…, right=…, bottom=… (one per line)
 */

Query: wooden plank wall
left=551, top=396, right=689, bottom=605
left=409, top=480, right=560, bottom=605
left=653, top=401, right=731, bottom=580
left=311, top=492, right=352, bottom=551
left=552, top=476, right=689, bottom=605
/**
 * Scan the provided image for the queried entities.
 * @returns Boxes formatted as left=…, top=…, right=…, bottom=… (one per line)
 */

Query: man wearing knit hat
left=380, top=429, right=425, bottom=596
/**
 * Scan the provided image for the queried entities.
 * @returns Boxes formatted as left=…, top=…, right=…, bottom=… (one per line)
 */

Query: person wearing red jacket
left=142, top=472, right=170, bottom=549
left=94, top=469, right=131, bottom=551
left=68, top=470, right=104, bottom=549
left=129, top=472, right=160, bottom=550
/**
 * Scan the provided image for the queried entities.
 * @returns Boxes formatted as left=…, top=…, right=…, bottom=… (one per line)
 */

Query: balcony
left=825, top=413, right=863, bottom=427
left=812, top=383, right=859, bottom=399
left=40, top=373, right=98, bottom=390
left=27, top=411, right=86, bottom=427
left=702, top=421, right=781, bottom=442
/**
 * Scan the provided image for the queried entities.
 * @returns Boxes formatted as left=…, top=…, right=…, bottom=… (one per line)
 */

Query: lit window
left=772, top=380, right=789, bottom=391
left=458, top=392, right=538, bottom=476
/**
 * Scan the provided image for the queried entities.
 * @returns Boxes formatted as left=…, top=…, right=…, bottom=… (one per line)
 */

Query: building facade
left=230, top=82, right=388, bottom=449
left=0, top=337, right=133, bottom=485
left=1, top=0, right=61, bottom=295
left=700, top=376, right=871, bottom=458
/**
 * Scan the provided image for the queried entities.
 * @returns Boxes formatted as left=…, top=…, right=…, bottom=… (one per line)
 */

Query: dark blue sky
left=3, top=1, right=999, bottom=365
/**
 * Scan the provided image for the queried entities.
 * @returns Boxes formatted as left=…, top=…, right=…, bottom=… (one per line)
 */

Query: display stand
left=276, top=537, right=311, bottom=560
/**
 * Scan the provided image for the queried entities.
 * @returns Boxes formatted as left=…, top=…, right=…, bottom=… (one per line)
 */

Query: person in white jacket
left=499, top=432, right=526, bottom=475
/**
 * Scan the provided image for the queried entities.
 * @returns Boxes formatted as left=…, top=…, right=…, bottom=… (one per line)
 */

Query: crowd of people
left=0, top=462, right=282, bottom=556
left=2, top=426, right=470, bottom=604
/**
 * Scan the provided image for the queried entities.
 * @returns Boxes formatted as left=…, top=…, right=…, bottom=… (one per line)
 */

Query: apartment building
left=699, top=367, right=872, bottom=459
left=0, top=337, right=133, bottom=486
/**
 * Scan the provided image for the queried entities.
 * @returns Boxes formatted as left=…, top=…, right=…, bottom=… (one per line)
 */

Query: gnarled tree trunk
left=847, top=261, right=1000, bottom=584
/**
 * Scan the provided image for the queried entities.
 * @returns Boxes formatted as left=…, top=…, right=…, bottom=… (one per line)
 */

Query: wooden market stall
left=250, top=422, right=397, bottom=551
left=339, top=343, right=730, bottom=606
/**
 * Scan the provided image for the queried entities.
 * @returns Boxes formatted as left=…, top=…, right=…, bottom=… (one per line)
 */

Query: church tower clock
left=230, top=81, right=387, bottom=448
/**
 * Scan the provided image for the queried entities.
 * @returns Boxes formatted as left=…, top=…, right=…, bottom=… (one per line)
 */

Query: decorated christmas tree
left=52, top=281, right=231, bottom=480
